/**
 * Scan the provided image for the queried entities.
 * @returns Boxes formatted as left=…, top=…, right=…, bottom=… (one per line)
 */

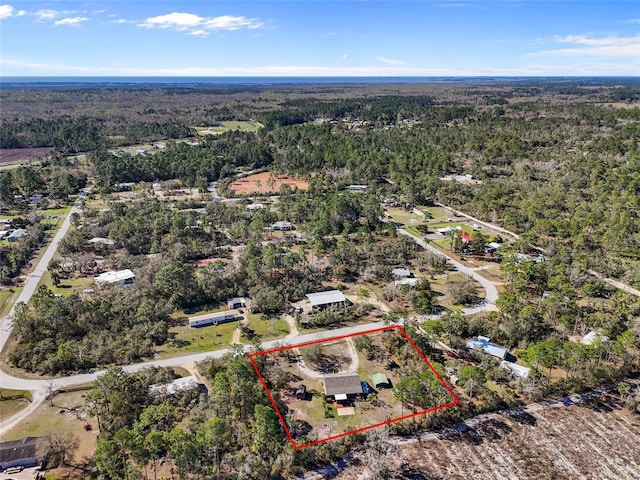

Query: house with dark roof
left=322, top=373, right=363, bottom=401
left=0, top=436, right=46, bottom=472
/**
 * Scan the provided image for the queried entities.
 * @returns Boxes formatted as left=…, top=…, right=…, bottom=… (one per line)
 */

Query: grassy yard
left=38, top=270, right=94, bottom=296
left=246, top=314, right=290, bottom=340
left=2, top=389, right=97, bottom=442
left=40, top=206, right=72, bottom=217
left=0, top=389, right=32, bottom=424
left=0, top=287, right=22, bottom=317
left=157, top=320, right=239, bottom=358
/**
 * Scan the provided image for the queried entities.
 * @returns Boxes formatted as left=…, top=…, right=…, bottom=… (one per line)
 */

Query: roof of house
left=392, top=268, right=411, bottom=278
left=466, top=337, right=508, bottom=359
left=371, top=373, right=390, bottom=386
left=581, top=330, right=609, bottom=345
left=460, top=231, right=473, bottom=242
left=149, top=375, right=201, bottom=396
left=8, top=228, right=27, bottom=238
left=395, top=277, right=420, bottom=287
left=88, top=237, right=115, bottom=245
left=0, top=436, right=46, bottom=471
left=94, top=269, right=135, bottom=285
left=194, top=258, right=227, bottom=268
left=306, top=290, right=347, bottom=307
left=500, top=361, right=531, bottom=379
left=323, top=373, right=363, bottom=396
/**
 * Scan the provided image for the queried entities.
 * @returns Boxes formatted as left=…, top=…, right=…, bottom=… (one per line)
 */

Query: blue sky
left=0, top=1, right=638, bottom=76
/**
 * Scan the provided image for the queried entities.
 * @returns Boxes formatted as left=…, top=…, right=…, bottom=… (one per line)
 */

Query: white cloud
left=376, top=56, right=405, bottom=65
left=54, top=16, right=89, bottom=26
left=624, top=19, right=640, bottom=24
left=112, top=18, right=132, bottom=24
left=0, top=4, right=13, bottom=19
left=139, top=11, right=263, bottom=36
left=16, top=9, right=25, bottom=16
left=34, top=9, right=59, bottom=21
left=532, top=34, right=640, bottom=57
left=342, top=53, right=348, bottom=59
left=4, top=58, right=637, bottom=77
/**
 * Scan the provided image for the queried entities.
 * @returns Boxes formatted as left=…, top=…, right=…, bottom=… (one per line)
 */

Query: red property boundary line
left=248, top=325, right=460, bottom=449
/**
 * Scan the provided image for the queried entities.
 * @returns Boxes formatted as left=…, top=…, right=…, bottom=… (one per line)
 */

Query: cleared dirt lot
left=334, top=393, right=640, bottom=480
left=229, top=172, right=310, bottom=195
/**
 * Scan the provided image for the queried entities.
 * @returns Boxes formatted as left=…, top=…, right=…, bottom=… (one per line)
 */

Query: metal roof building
left=94, top=269, right=135, bottom=286
left=466, top=336, right=508, bottom=359
left=306, top=290, right=348, bottom=308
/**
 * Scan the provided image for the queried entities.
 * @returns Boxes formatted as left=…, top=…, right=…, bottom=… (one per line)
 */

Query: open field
left=229, top=171, right=310, bottom=195
left=334, top=392, right=640, bottom=480
left=193, top=120, right=262, bottom=135
left=0, top=147, right=52, bottom=164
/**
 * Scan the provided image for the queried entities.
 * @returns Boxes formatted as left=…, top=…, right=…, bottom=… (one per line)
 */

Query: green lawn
left=39, top=271, right=94, bottom=296
left=247, top=314, right=290, bottom=340
left=158, top=320, right=239, bottom=358
left=0, top=287, right=23, bottom=317
left=0, top=389, right=32, bottom=424
left=40, top=206, right=72, bottom=216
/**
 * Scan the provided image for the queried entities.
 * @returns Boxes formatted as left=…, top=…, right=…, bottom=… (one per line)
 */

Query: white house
left=7, top=229, right=27, bottom=242
left=149, top=375, right=204, bottom=396
left=391, top=268, right=412, bottom=279
left=88, top=237, right=116, bottom=246
left=500, top=361, right=531, bottom=379
left=94, top=269, right=135, bottom=287
left=466, top=336, right=508, bottom=359
left=189, top=311, right=239, bottom=328
left=246, top=203, right=264, bottom=211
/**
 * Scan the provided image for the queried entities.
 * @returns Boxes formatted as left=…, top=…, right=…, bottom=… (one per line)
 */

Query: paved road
left=0, top=188, right=90, bottom=357
left=397, top=228, right=499, bottom=312
left=0, top=187, right=90, bottom=435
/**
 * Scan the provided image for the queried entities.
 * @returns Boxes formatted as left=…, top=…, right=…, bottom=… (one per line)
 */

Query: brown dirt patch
left=229, top=172, right=310, bottom=195
left=0, top=147, right=52, bottom=164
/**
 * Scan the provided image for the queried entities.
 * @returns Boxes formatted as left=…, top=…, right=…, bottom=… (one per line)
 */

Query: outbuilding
left=371, top=373, right=392, bottom=389
left=306, top=290, right=350, bottom=310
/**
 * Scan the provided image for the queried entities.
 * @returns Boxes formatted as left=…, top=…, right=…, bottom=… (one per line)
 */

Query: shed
left=227, top=297, right=250, bottom=310
left=306, top=290, right=349, bottom=310
left=322, top=373, right=363, bottom=398
left=371, top=373, right=392, bottom=389
left=295, top=384, right=307, bottom=400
